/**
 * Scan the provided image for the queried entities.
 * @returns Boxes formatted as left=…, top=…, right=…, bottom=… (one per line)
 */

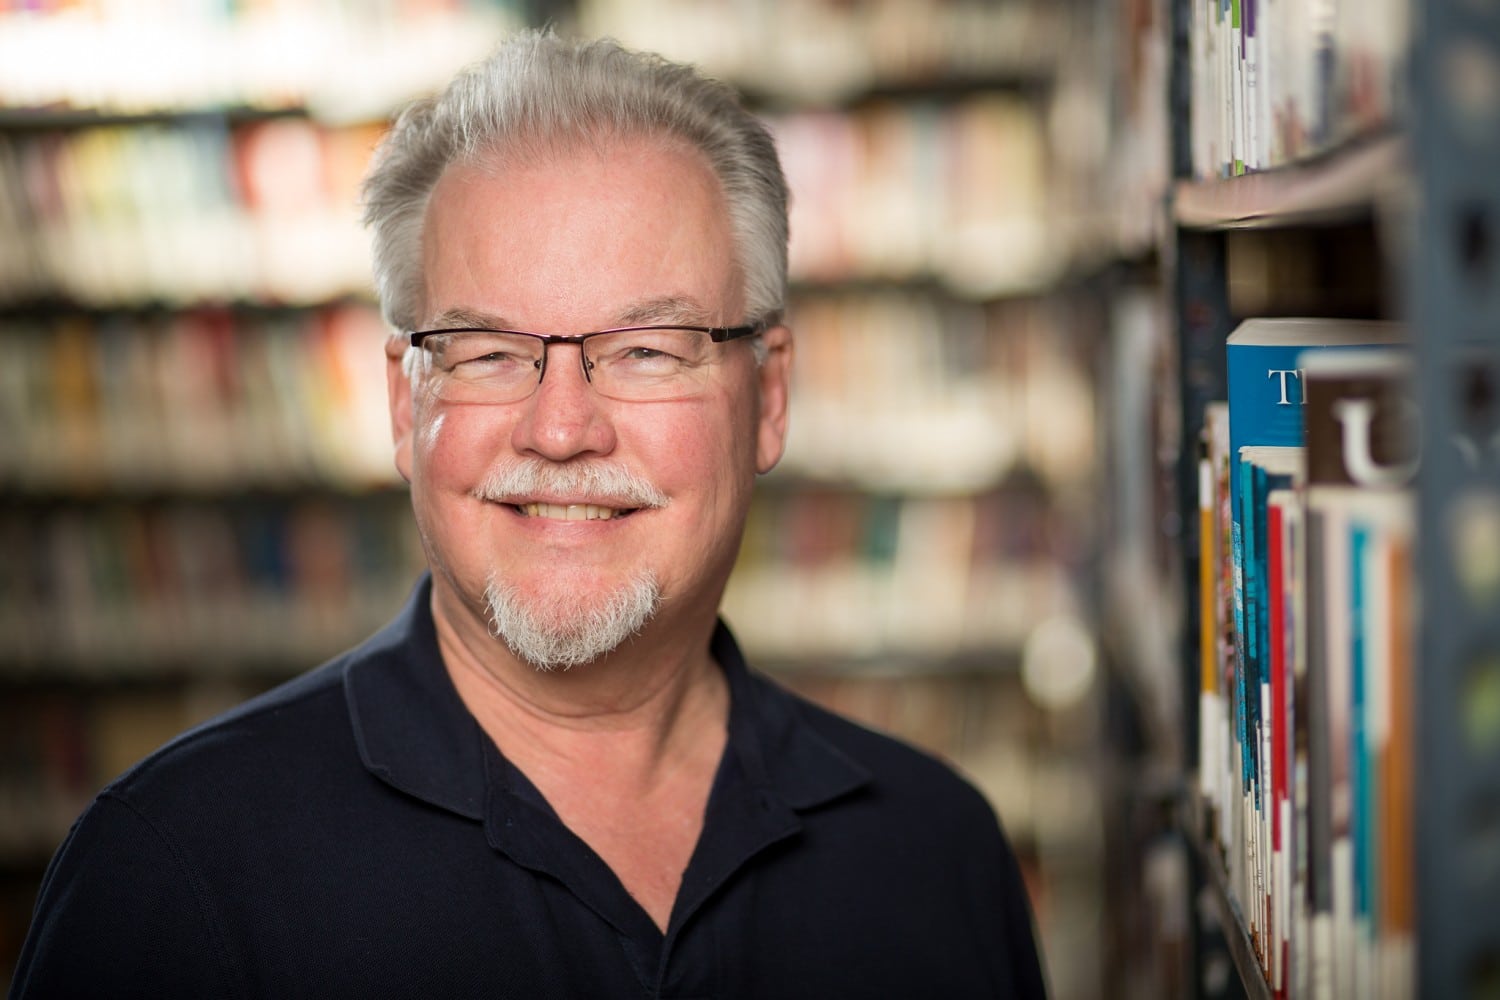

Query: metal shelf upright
left=1409, top=0, right=1500, bottom=996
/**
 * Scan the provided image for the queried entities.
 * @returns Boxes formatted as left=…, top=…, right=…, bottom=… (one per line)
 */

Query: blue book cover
left=1349, top=519, right=1372, bottom=948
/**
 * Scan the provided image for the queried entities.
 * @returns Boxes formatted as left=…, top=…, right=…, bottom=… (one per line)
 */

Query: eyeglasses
left=407, top=323, right=764, bottom=404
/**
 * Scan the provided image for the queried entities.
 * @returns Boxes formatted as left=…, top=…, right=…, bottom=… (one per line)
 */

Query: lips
left=516, top=502, right=632, bottom=521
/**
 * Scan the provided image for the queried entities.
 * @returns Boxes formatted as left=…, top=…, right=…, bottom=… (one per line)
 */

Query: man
left=14, top=31, right=1046, bottom=998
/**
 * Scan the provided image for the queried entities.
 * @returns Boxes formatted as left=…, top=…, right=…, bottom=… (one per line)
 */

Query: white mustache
left=473, top=459, right=669, bottom=510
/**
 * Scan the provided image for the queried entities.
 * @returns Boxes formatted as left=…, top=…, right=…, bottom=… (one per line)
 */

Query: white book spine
left=1221, top=1, right=1234, bottom=175
left=1334, top=837, right=1354, bottom=999
left=1277, top=795, right=1292, bottom=990
left=1231, top=3, right=1245, bottom=172
left=1313, top=911, right=1335, bottom=1000
left=1260, top=680, right=1272, bottom=961
left=1244, top=22, right=1260, bottom=170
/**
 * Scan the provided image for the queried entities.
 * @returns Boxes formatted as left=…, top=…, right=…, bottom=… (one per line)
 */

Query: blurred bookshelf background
left=3, top=0, right=1470, bottom=997
left=7, top=2, right=1144, bottom=996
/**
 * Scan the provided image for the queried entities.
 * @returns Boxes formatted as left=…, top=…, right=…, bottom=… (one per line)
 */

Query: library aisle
left=5, top=0, right=1493, bottom=998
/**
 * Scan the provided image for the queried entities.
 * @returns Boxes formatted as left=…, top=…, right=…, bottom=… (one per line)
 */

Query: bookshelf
left=0, top=1, right=1117, bottom=996
left=1136, top=0, right=1500, bottom=996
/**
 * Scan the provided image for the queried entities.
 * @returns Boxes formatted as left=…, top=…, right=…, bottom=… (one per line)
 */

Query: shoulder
left=752, top=671, right=1002, bottom=835
left=95, top=653, right=364, bottom=851
left=5, top=660, right=356, bottom=1000
left=107, top=656, right=356, bottom=817
left=13, top=657, right=365, bottom=997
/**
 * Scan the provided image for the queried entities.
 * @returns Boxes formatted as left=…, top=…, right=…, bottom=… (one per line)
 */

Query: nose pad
left=535, top=340, right=595, bottom=394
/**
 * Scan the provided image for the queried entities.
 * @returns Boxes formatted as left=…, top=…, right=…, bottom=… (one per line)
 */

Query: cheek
left=652, top=404, right=759, bottom=542
left=411, top=404, right=506, bottom=483
left=646, top=398, right=753, bottom=484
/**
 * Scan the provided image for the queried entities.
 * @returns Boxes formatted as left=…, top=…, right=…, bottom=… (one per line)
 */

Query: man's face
left=388, top=136, right=791, bottom=668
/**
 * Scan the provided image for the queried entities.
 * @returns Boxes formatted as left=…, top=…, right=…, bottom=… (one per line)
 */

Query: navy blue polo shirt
left=14, top=576, right=1047, bottom=998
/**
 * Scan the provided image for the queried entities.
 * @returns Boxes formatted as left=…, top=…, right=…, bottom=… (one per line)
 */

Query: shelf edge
left=1173, top=135, right=1406, bottom=231
left=1187, top=795, right=1276, bottom=1000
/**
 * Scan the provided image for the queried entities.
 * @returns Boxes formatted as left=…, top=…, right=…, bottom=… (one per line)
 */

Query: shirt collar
left=343, top=574, right=870, bottom=821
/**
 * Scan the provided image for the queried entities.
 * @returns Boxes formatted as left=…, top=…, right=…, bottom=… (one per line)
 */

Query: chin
left=482, top=569, right=662, bottom=671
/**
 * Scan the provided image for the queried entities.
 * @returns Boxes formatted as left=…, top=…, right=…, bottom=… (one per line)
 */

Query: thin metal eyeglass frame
left=406, top=323, right=764, bottom=397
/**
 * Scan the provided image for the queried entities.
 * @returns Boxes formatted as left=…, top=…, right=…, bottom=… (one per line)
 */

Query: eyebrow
left=423, top=296, right=718, bottom=333
left=611, top=296, right=716, bottom=327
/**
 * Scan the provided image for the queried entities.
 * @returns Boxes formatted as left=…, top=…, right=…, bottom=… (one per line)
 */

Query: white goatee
left=474, top=459, right=668, bottom=669
left=483, top=571, right=662, bottom=671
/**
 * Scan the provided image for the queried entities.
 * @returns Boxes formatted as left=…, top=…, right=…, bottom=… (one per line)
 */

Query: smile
left=515, top=502, right=635, bottom=521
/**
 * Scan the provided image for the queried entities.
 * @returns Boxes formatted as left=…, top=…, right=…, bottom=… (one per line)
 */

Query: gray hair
left=360, top=30, right=789, bottom=335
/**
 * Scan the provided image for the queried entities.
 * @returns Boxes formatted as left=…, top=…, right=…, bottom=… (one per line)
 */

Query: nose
left=510, top=342, right=617, bottom=462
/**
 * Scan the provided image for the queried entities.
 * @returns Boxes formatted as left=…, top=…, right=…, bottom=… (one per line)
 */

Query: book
left=1266, top=485, right=1298, bottom=992
left=1194, top=398, right=1230, bottom=839
left=1301, top=349, right=1418, bottom=491
left=1298, top=346, right=1417, bottom=1000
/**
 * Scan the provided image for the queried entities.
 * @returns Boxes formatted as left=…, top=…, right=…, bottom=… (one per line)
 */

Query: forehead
left=418, top=135, right=742, bottom=330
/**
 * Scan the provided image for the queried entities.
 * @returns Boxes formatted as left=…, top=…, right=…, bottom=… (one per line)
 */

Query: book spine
left=1267, top=492, right=1288, bottom=992
left=1382, top=527, right=1415, bottom=1000
left=1201, top=442, right=1222, bottom=828
left=1232, top=0, right=1246, bottom=174
left=1244, top=0, right=1261, bottom=171
left=1221, top=0, right=1235, bottom=177
left=1349, top=519, right=1373, bottom=999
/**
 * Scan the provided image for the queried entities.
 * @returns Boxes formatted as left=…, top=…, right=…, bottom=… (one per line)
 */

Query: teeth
left=520, top=503, right=621, bottom=521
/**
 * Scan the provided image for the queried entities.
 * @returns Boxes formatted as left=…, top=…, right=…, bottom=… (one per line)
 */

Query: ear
left=754, top=323, right=793, bottom=474
left=385, top=335, right=415, bottom=483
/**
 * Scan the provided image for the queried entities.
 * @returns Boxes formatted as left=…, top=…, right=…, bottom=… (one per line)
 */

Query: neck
left=429, top=582, right=731, bottom=932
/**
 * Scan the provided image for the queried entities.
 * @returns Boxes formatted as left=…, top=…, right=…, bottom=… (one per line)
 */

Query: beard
left=483, top=569, right=662, bottom=671
left=470, top=457, right=670, bottom=670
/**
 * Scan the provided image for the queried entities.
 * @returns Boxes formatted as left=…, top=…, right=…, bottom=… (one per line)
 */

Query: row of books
left=1197, top=317, right=1416, bottom=998
left=0, top=483, right=1074, bottom=674
left=578, top=0, right=1066, bottom=104
left=1189, top=0, right=1406, bottom=178
left=769, top=96, right=1057, bottom=298
left=724, top=486, right=1080, bottom=661
left=0, top=684, right=263, bottom=864
left=1, top=305, right=396, bottom=492
left=2, top=100, right=1055, bottom=307
left=1, top=0, right=1067, bottom=119
left=780, top=291, right=1095, bottom=493
left=0, top=119, right=380, bottom=306
left=0, top=494, right=424, bottom=674
left=0, top=0, right=516, bottom=119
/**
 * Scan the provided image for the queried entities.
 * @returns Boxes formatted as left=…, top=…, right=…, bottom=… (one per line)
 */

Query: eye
left=593, top=329, right=706, bottom=370
left=434, top=333, right=539, bottom=374
left=622, top=344, right=680, bottom=362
